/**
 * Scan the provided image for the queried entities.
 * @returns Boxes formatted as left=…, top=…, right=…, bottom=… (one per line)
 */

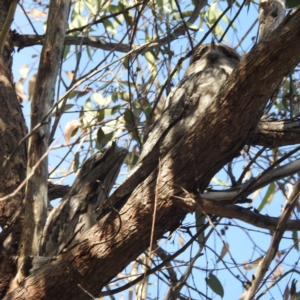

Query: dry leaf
left=28, top=74, right=37, bottom=101
left=132, top=144, right=139, bottom=156
left=243, top=255, right=264, bottom=270
left=31, top=8, right=47, bottom=17
left=271, top=266, right=283, bottom=281
left=217, top=242, right=229, bottom=263
left=284, top=283, right=290, bottom=300
left=64, top=120, right=81, bottom=144
left=179, top=233, right=185, bottom=246
left=15, top=80, right=27, bottom=102
left=19, top=64, right=28, bottom=79
left=77, top=87, right=92, bottom=97
left=65, top=71, right=75, bottom=81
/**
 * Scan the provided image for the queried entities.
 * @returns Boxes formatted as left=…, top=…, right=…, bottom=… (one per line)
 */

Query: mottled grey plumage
left=39, top=144, right=127, bottom=259
left=185, top=43, right=240, bottom=77
left=110, top=43, right=240, bottom=202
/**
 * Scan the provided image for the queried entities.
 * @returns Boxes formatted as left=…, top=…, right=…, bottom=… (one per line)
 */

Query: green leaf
left=103, top=105, right=122, bottom=116
left=84, top=98, right=94, bottom=111
left=103, top=19, right=118, bottom=35
left=116, top=91, right=131, bottom=102
left=63, top=45, right=70, bottom=60
left=172, top=10, right=193, bottom=20
left=73, top=1, right=85, bottom=14
left=156, top=0, right=164, bottom=13
left=83, top=98, right=97, bottom=124
left=185, top=21, right=202, bottom=30
left=222, top=15, right=237, bottom=31
left=257, top=182, right=276, bottom=212
left=71, top=14, right=88, bottom=28
left=211, top=177, right=231, bottom=187
left=73, top=152, right=80, bottom=173
left=67, top=91, right=79, bottom=100
left=93, top=92, right=107, bottom=106
left=207, top=2, right=217, bottom=24
left=124, top=152, right=139, bottom=169
left=96, top=128, right=115, bottom=149
left=205, top=273, right=224, bottom=298
left=83, top=0, right=97, bottom=15
left=144, top=51, right=156, bottom=66
left=63, top=104, right=74, bottom=112
left=97, top=127, right=105, bottom=143
left=286, top=0, right=300, bottom=8
left=71, top=127, right=78, bottom=137
left=124, top=110, right=133, bottom=124
left=86, top=45, right=93, bottom=61
left=97, top=109, right=105, bottom=122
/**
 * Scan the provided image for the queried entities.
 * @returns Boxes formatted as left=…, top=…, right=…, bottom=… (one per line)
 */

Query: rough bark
left=4, top=8, right=300, bottom=300
left=15, top=0, right=71, bottom=284
left=0, top=1, right=28, bottom=296
left=253, top=118, right=300, bottom=147
left=40, top=144, right=127, bottom=258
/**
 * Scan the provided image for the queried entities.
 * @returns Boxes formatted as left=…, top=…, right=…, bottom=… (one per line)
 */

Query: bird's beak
left=207, top=40, right=218, bottom=61
left=211, top=39, right=216, bottom=51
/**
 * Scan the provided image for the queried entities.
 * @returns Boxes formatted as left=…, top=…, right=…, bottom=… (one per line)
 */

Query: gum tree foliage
left=0, top=0, right=300, bottom=299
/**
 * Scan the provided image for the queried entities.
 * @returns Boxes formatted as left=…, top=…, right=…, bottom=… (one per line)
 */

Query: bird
left=185, top=42, right=240, bottom=77
left=111, top=41, right=241, bottom=200
left=142, top=41, right=241, bottom=160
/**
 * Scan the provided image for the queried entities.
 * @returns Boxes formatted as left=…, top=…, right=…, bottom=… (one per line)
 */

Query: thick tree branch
left=46, top=72, right=300, bottom=203
left=175, top=193, right=300, bottom=231
left=5, top=189, right=300, bottom=300
left=15, top=0, right=71, bottom=284
left=204, top=158, right=300, bottom=201
left=48, top=183, right=71, bottom=201
left=252, top=118, right=300, bottom=147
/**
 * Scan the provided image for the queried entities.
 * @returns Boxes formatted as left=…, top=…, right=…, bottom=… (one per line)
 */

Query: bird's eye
left=190, top=46, right=209, bottom=64
left=219, top=46, right=240, bottom=61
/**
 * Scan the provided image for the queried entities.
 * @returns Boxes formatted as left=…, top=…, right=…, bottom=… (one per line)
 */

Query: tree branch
left=241, top=176, right=300, bottom=300
left=15, top=0, right=71, bottom=284
left=204, top=158, right=300, bottom=201
left=175, top=193, right=300, bottom=231
left=252, top=118, right=300, bottom=147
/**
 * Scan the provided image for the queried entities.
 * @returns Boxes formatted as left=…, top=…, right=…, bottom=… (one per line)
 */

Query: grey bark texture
left=40, top=144, right=127, bottom=258
left=14, top=0, right=71, bottom=285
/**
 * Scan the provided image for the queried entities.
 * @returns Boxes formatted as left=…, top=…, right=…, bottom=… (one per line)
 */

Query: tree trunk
left=0, top=1, right=28, bottom=296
